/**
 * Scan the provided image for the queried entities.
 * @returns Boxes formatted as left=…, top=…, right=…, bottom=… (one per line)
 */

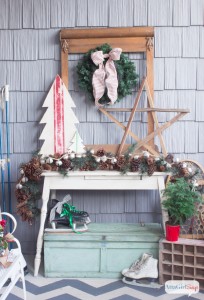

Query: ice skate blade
left=122, top=276, right=162, bottom=289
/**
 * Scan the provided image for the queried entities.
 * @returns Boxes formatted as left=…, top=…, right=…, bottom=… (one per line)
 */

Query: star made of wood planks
left=99, top=77, right=190, bottom=157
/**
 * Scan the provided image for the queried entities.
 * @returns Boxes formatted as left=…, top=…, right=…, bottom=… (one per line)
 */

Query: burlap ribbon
left=91, top=48, right=122, bottom=106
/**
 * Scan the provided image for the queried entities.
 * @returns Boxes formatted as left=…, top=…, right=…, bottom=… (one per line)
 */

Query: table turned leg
left=34, top=180, right=50, bottom=276
left=158, top=176, right=168, bottom=235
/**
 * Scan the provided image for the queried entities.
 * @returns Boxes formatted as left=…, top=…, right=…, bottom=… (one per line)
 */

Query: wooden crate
left=159, top=238, right=204, bottom=289
left=44, top=223, right=162, bottom=278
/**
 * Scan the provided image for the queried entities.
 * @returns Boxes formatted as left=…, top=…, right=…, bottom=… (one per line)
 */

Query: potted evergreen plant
left=162, top=177, right=202, bottom=242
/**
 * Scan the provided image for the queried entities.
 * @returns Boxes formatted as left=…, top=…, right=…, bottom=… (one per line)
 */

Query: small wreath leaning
left=77, top=44, right=139, bottom=105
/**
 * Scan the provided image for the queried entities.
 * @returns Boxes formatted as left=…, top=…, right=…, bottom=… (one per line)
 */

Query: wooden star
left=99, top=77, right=189, bottom=157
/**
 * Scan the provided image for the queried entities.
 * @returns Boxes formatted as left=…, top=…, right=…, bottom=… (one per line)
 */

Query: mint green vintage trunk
left=44, top=223, right=163, bottom=278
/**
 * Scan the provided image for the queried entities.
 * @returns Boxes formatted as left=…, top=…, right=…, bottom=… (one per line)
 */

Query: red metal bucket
left=166, top=223, right=180, bottom=242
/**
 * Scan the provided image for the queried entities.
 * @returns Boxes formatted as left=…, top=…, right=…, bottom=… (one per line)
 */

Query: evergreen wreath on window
left=77, top=44, right=139, bottom=105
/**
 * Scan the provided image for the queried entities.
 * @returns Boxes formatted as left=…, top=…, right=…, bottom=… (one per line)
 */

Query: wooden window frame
left=60, top=27, right=155, bottom=151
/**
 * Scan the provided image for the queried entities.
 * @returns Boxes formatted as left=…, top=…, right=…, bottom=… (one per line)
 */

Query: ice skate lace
left=129, top=255, right=151, bottom=271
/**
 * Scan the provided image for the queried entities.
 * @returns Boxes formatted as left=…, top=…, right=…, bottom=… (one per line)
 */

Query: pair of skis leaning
left=0, top=85, right=12, bottom=218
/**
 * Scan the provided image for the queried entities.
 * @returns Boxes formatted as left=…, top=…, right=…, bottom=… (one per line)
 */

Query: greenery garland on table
left=15, top=148, right=201, bottom=224
left=77, top=44, right=139, bottom=105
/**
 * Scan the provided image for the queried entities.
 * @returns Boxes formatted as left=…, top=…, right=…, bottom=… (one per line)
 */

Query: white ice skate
left=122, top=253, right=162, bottom=289
left=122, top=253, right=153, bottom=277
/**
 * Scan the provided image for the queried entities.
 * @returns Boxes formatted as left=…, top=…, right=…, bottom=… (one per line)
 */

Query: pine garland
left=15, top=150, right=201, bottom=224
left=77, top=44, right=139, bottom=105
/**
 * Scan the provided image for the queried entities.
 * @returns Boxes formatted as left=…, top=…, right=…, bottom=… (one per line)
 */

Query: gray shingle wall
left=0, top=0, right=203, bottom=254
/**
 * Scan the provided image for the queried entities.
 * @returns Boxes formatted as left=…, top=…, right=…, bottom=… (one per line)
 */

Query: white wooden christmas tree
left=68, top=131, right=85, bottom=154
left=39, top=75, right=85, bottom=156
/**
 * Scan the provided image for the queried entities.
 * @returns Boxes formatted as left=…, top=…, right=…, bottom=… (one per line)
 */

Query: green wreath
left=77, top=44, right=139, bottom=105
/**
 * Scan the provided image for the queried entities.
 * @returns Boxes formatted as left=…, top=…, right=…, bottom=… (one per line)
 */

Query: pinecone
left=16, top=200, right=28, bottom=209
left=158, top=165, right=166, bottom=172
left=42, top=163, right=52, bottom=171
left=165, top=154, right=174, bottom=164
left=54, top=153, right=61, bottom=159
left=116, top=156, right=126, bottom=169
left=24, top=164, right=32, bottom=177
left=32, top=166, right=43, bottom=180
left=80, top=163, right=90, bottom=171
left=145, top=157, right=156, bottom=176
left=96, top=148, right=106, bottom=157
left=99, top=162, right=109, bottom=170
left=30, top=157, right=40, bottom=165
left=180, top=168, right=190, bottom=177
left=51, top=165, right=58, bottom=171
left=130, top=158, right=141, bottom=172
left=147, top=163, right=156, bottom=176
left=15, top=189, right=30, bottom=199
left=61, top=159, right=72, bottom=169
left=177, top=162, right=183, bottom=171
left=146, top=157, right=155, bottom=165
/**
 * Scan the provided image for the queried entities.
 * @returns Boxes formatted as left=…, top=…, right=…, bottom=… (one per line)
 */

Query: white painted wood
left=154, top=58, right=164, bottom=91
left=23, top=0, right=33, bottom=28
left=7, top=61, right=21, bottom=91
left=200, top=27, right=204, bottom=57
left=195, top=91, right=204, bottom=121
left=68, top=61, right=78, bottom=91
left=93, top=123, right=108, bottom=144
left=176, top=90, right=196, bottom=121
left=173, top=0, right=190, bottom=26
left=0, top=213, right=26, bottom=300
left=155, top=28, right=182, bottom=57
left=0, top=30, right=13, bottom=60
left=176, top=58, right=197, bottom=89
left=133, top=0, right=147, bottom=26
left=21, top=61, right=44, bottom=91
left=198, top=123, right=204, bottom=152
left=182, top=27, right=199, bottom=57
left=77, top=123, right=94, bottom=145
left=197, top=59, right=204, bottom=90
left=16, top=92, right=28, bottom=123
left=164, top=70, right=174, bottom=95
left=100, top=191, right=124, bottom=213
left=27, top=92, right=45, bottom=122
left=34, top=0, right=50, bottom=29
left=68, top=131, right=85, bottom=154
left=38, top=29, right=56, bottom=59
left=9, top=0, right=22, bottom=29
left=51, top=0, right=75, bottom=28
left=76, top=0, right=88, bottom=26
left=154, top=91, right=176, bottom=123
left=88, top=0, right=108, bottom=26
left=109, top=0, right=133, bottom=27
left=148, top=0, right=173, bottom=26
left=190, top=0, right=204, bottom=25
left=185, top=121, right=198, bottom=153
left=70, top=91, right=87, bottom=122
left=34, top=171, right=167, bottom=276
left=44, top=60, right=60, bottom=91
left=10, top=154, right=32, bottom=182
left=162, top=121, right=185, bottom=153
left=96, top=214, right=122, bottom=223
left=124, top=191, right=136, bottom=212
left=0, top=0, right=9, bottom=29
left=14, top=122, right=38, bottom=153
left=39, top=75, right=82, bottom=155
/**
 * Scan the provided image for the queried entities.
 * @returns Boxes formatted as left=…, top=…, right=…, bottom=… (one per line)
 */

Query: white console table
left=34, top=171, right=168, bottom=276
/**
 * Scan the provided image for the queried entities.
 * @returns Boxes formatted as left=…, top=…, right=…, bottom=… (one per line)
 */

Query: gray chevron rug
left=2, top=274, right=204, bottom=300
